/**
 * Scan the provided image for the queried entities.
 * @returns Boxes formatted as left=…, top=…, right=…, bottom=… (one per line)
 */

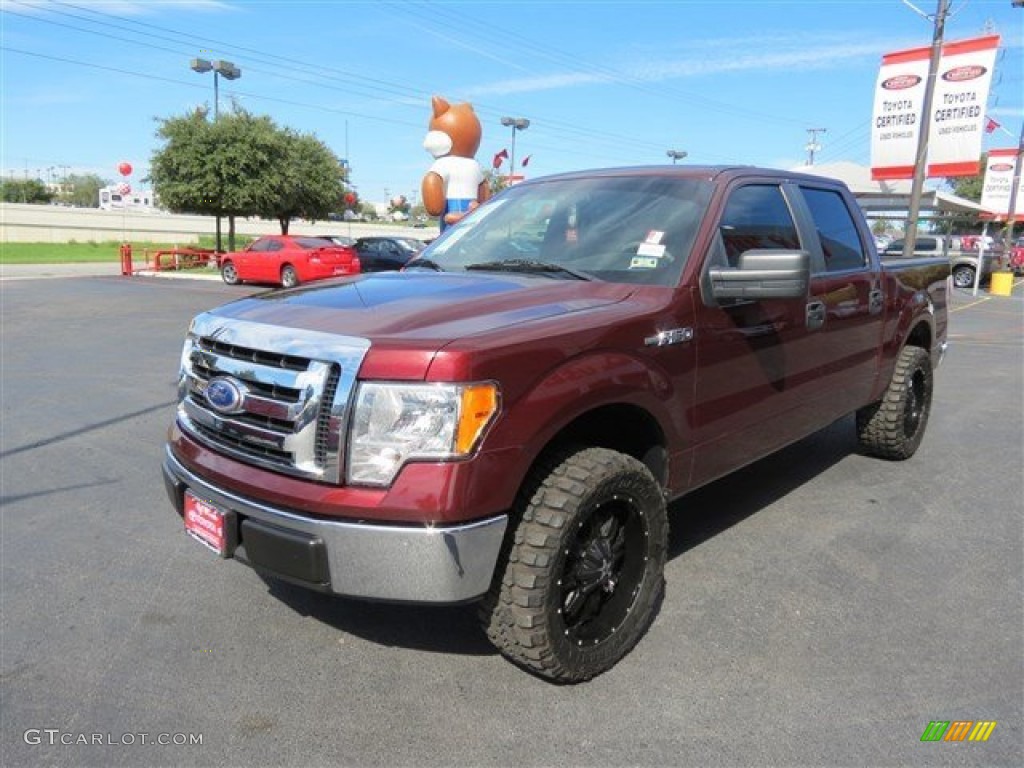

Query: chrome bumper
left=162, top=447, right=507, bottom=604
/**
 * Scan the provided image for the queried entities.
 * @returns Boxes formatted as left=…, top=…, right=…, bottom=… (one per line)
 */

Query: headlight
left=347, top=381, right=500, bottom=486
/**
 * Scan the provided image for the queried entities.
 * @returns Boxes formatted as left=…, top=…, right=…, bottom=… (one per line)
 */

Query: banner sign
left=980, top=148, right=1024, bottom=218
left=871, top=35, right=1000, bottom=181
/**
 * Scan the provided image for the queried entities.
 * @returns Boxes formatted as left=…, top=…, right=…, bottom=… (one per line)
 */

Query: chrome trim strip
left=192, top=348, right=307, bottom=391
left=164, top=447, right=507, bottom=603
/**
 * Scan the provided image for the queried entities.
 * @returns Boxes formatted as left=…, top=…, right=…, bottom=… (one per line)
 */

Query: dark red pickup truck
left=163, top=166, right=948, bottom=682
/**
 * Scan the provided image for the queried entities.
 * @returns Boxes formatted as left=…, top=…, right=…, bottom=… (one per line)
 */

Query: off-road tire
left=856, top=346, right=933, bottom=460
left=951, top=264, right=975, bottom=288
left=221, top=261, right=240, bottom=285
left=280, top=264, right=299, bottom=289
left=480, top=446, right=668, bottom=683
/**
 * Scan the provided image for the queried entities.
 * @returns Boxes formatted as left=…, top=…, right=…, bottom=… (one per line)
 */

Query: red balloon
left=344, top=192, right=356, bottom=206
left=118, top=162, right=133, bottom=177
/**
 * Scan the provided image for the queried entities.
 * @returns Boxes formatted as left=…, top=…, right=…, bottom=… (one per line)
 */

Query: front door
left=689, top=182, right=819, bottom=488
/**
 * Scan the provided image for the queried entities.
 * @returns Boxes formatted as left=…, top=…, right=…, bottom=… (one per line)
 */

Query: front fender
left=477, top=350, right=682, bottom=510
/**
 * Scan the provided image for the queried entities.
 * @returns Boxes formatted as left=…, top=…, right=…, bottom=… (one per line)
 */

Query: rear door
left=793, top=183, right=881, bottom=421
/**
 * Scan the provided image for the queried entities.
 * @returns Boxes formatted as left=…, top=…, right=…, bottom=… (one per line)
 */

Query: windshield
left=419, top=175, right=713, bottom=286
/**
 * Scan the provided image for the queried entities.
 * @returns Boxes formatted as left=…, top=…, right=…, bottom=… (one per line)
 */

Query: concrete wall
left=0, top=203, right=433, bottom=244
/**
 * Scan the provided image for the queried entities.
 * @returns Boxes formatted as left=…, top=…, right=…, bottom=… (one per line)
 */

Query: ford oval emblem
left=205, top=376, right=247, bottom=414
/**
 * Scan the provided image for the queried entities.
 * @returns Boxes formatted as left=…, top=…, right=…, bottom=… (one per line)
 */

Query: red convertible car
left=220, top=235, right=361, bottom=288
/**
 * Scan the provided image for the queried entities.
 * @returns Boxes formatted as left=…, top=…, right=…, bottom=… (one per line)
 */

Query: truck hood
left=210, top=271, right=635, bottom=343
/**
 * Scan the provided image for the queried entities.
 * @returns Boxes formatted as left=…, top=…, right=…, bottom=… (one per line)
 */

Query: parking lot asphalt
left=0, top=272, right=1021, bottom=767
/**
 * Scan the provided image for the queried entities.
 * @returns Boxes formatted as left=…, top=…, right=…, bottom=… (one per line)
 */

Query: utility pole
left=902, top=0, right=949, bottom=259
left=804, top=128, right=827, bottom=165
left=1002, top=0, right=1024, bottom=252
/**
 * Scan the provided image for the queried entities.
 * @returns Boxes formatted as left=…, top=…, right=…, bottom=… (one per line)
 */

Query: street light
left=666, top=149, right=687, bottom=164
left=500, top=116, right=530, bottom=183
left=190, top=58, right=241, bottom=120
left=190, top=58, right=241, bottom=251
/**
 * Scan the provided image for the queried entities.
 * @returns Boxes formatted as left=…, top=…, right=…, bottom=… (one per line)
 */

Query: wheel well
left=531, top=404, right=668, bottom=488
left=905, top=321, right=931, bottom=352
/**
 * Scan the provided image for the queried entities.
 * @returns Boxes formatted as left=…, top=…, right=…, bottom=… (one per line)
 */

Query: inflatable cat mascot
left=421, top=96, right=490, bottom=232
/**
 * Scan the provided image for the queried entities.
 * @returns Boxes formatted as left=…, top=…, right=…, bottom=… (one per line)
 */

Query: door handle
left=806, top=300, right=826, bottom=330
left=869, top=288, right=884, bottom=315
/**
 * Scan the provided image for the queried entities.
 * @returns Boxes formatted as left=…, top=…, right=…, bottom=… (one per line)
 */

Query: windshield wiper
left=403, top=257, right=444, bottom=272
left=464, top=259, right=592, bottom=281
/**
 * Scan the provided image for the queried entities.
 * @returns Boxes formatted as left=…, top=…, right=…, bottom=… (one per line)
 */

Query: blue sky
left=1, top=0, right=1021, bottom=204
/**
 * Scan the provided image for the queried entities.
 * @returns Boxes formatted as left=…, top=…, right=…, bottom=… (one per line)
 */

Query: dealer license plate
left=184, top=491, right=228, bottom=556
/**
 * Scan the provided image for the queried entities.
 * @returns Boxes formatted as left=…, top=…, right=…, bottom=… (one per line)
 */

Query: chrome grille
left=176, top=314, right=370, bottom=483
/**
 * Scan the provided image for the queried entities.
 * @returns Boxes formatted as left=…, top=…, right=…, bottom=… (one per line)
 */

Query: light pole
left=191, top=58, right=241, bottom=252
left=666, top=149, right=687, bottom=164
left=500, top=116, right=530, bottom=183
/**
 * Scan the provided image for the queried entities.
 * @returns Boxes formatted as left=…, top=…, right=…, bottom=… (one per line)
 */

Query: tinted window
left=801, top=187, right=867, bottom=272
left=295, top=237, right=332, bottom=249
left=716, top=185, right=799, bottom=267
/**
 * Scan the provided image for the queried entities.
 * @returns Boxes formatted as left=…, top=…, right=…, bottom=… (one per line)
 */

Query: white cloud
left=465, top=33, right=911, bottom=99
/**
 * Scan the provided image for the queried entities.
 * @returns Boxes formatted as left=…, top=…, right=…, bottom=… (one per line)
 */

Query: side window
left=250, top=239, right=270, bottom=252
left=801, top=187, right=867, bottom=272
left=267, top=240, right=284, bottom=252
left=717, top=185, right=800, bottom=267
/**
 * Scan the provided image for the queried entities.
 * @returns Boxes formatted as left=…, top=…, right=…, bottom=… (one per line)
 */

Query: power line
left=29, top=0, right=679, bottom=158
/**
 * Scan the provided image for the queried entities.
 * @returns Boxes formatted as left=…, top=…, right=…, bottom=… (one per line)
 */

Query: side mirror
left=708, top=249, right=809, bottom=301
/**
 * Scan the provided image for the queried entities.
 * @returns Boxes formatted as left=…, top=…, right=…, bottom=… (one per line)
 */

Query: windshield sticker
left=630, top=256, right=660, bottom=270
left=644, top=230, right=665, bottom=244
left=637, top=243, right=666, bottom=258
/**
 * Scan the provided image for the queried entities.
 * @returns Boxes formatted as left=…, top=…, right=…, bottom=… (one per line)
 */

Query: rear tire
left=856, top=346, right=933, bottom=460
left=221, top=261, right=240, bottom=285
left=280, top=264, right=299, bottom=289
left=480, top=446, right=668, bottom=683
left=951, top=264, right=975, bottom=288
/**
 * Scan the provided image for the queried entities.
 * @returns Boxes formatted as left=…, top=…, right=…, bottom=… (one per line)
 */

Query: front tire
left=480, top=447, right=668, bottom=683
left=856, top=346, right=933, bottom=460
left=221, top=260, right=240, bottom=285
left=280, top=264, right=299, bottom=289
left=951, top=264, right=975, bottom=288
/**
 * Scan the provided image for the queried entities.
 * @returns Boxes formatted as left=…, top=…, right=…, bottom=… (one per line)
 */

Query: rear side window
left=296, top=237, right=332, bottom=249
left=717, top=185, right=800, bottom=267
left=801, top=187, right=867, bottom=272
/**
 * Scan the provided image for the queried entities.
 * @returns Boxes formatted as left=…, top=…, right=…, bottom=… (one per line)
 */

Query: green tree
left=486, top=169, right=509, bottom=197
left=1, top=179, right=54, bottom=204
left=149, top=109, right=224, bottom=218
left=150, top=108, right=349, bottom=245
left=944, top=153, right=986, bottom=202
left=264, top=131, right=347, bottom=234
left=61, top=173, right=107, bottom=208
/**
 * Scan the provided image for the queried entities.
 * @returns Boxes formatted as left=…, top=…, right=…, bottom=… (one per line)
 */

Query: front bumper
left=162, top=446, right=507, bottom=604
